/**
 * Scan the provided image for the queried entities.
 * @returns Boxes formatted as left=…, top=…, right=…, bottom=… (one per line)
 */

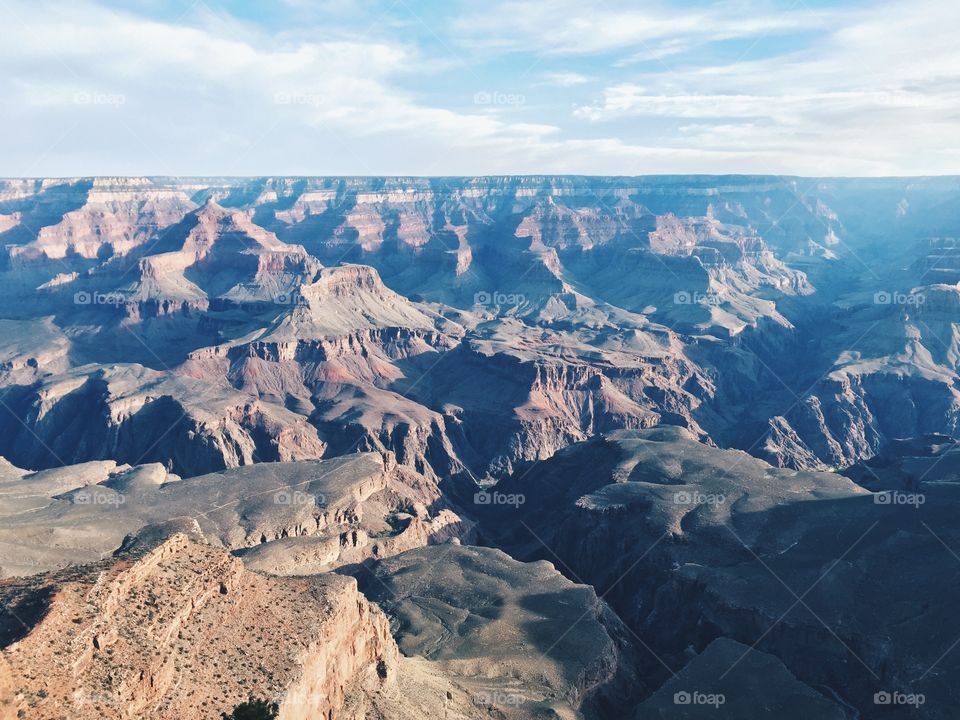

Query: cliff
left=0, top=533, right=398, bottom=720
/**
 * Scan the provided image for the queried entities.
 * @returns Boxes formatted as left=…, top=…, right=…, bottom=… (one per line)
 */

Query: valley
left=0, top=175, right=958, bottom=719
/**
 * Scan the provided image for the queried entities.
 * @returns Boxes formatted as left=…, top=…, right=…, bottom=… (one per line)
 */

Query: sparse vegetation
left=221, top=697, right=278, bottom=720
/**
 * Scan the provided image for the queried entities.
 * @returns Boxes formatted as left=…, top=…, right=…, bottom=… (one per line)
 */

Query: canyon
left=0, top=175, right=958, bottom=718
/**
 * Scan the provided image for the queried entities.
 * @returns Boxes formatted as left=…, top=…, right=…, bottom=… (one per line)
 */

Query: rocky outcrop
left=241, top=507, right=465, bottom=576
left=0, top=452, right=467, bottom=578
left=4, top=177, right=195, bottom=262
left=758, top=284, right=960, bottom=470
left=0, top=534, right=399, bottom=720
left=0, top=363, right=328, bottom=476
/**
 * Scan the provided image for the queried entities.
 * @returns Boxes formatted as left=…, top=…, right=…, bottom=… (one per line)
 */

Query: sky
left=1, top=0, right=959, bottom=177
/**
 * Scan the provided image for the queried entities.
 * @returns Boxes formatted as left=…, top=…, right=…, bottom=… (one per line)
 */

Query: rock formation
left=1, top=175, right=960, bottom=718
left=0, top=533, right=399, bottom=720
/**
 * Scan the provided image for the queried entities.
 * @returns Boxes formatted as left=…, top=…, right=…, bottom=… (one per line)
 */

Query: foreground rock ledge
left=0, top=533, right=399, bottom=720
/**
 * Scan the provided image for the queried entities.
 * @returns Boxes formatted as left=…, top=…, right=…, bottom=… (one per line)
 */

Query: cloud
left=452, top=0, right=834, bottom=56
left=542, top=72, right=591, bottom=87
left=574, top=87, right=945, bottom=122
left=569, top=0, right=960, bottom=175
left=0, top=0, right=567, bottom=174
left=3, top=0, right=773, bottom=176
left=0, top=0, right=957, bottom=175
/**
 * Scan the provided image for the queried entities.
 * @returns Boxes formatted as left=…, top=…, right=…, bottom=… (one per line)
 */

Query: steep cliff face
left=49, top=199, right=322, bottom=333
left=172, top=261, right=712, bottom=482
left=407, top=321, right=711, bottom=478
left=265, top=264, right=456, bottom=340
left=0, top=364, right=328, bottom=476
left=759, top=283, right=960, bottom=469
left=0, top=534, right=399, bottom=720
left=177, top=264, right=468, bottom=480
left=2, top=178, right=195, bottom=262
left=125, top=200, right=321, bottom=306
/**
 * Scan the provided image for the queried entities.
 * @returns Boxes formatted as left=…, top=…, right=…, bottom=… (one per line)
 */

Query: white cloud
left=574, top=87, right=948, bottom=122
left=541, top=72, right=591, bottom=87
left=0, top=0, right=568, bottom=174
left=569, top=0, right=960, bottom=175
left=0, top=0, right=957, bottom=175
left=452, top=0, right=836, bottom=56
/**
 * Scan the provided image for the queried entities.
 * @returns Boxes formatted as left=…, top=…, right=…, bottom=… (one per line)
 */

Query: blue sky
left=1, top=0, right=958, bottom=176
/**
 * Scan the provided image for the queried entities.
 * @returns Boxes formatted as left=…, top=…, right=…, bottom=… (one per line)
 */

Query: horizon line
left=4, top=173, right=960, bottom=181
